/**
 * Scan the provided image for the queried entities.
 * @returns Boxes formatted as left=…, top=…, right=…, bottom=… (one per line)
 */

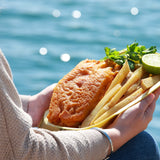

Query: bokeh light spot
left=113, top=30, right=121, bottom=37
left=60, top=53, right=70, bottom=62
left=131, top=7, right=139, bottom=16
left=52, top=9, right=61, bottom=18
left=72, top=10, right=81, bottom=19
left=39, top=47, right=48, bottom=55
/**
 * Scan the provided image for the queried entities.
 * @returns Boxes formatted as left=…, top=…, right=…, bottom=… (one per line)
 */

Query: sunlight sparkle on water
left=52, top=9, right=61, bottom=18
left=60, top=53, right=70, bottom=62
left=72, top=10, right=81, bottom=19
left=39, top=47, right=48, bottom=55
left=113, top=30, right=121, bottom=37
left=130, top=7, right=139, bottom=16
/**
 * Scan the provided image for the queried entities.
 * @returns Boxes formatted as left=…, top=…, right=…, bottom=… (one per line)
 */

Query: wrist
left=92, top=127, right=114, bottom=156
left=105, top=128, right=126, bottom=152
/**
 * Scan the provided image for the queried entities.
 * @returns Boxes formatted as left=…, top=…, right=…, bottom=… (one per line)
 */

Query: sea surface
left=0, top=0, right=160, bottom=148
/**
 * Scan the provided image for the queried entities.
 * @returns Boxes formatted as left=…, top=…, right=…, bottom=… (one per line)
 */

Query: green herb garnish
left=103, top=42, right=157, bottom=71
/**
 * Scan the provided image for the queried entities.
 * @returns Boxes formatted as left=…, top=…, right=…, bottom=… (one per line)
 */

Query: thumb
left=139, top=93, right=155, bottom=112
left=143, top=93, right=156, bottom=122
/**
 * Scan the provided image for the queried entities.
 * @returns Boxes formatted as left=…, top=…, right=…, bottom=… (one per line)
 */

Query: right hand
left=105, top=87, right=160, bottom=153
left=28, top=83, right=57, bottom=127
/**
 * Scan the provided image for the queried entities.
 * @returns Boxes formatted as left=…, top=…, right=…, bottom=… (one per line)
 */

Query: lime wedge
left=142, top=53, right=160, bottom=74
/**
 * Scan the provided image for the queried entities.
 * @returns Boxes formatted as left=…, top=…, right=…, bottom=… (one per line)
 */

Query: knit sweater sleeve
left=0, top=50, right=110, bottom=160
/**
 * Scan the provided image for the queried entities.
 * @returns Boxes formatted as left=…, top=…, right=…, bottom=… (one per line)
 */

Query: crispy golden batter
left=47, top=59, right=120, bottom=127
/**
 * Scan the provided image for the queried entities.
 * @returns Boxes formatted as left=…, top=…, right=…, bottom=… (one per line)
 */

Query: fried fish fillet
left=47, top=59, right=121, bottom=127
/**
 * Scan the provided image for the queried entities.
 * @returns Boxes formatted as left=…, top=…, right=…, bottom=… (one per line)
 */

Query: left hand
left=28, top=83, right=57, bottom=127
left=105, top=87, right=160, bottom=152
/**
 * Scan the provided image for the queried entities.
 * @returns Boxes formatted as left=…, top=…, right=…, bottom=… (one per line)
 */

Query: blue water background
left=0, top=0, right=160, bottom=148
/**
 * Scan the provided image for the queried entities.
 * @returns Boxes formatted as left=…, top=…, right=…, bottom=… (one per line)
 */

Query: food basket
left=39, top=81, right=160, bottom=131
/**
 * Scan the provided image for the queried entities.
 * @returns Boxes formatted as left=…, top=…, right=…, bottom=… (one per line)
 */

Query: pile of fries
left=81, top=60, right=160, bottom=128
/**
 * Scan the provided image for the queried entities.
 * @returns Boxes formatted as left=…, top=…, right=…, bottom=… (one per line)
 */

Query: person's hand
left=28, top=83, right=57, bottom=127
left=105, top=87, right=160, bottom=153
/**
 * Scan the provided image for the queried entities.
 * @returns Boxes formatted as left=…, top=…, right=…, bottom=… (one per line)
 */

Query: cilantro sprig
left=103, top=42, right=157, bottom=71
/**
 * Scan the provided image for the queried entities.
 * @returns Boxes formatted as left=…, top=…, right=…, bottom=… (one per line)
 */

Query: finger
left=51, top=83, right=57, bottom=89
left=145, top=88, right=160, bottom=119
left=147, top=87, right=160, bottom=113
left=145, top=99, right=156, bottom=121
left=153, top=87, right=160, bottom=100
left=41, top=83, right=57, bottom=95
left=47, top=83, right=57, bottom=91
left=139, top=93, right=155, bottom=112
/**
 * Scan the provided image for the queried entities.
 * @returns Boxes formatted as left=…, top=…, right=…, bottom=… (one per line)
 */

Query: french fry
left=105, top=66, right=144, bottom=108
left=90, top=103, right=110, bottom=125
left=81, top=83, right=121, bottom=127
left=105, top=60, right=130, bottom=94
left=123, top=80, right=141, bottom=98
left=141, top=75, right=160, bottom=90
left=93, top=87, right=144, bottom=124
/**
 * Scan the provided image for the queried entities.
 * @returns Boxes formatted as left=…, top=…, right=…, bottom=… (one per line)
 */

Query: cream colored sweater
left=0, top=50, right=109, bottom=160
